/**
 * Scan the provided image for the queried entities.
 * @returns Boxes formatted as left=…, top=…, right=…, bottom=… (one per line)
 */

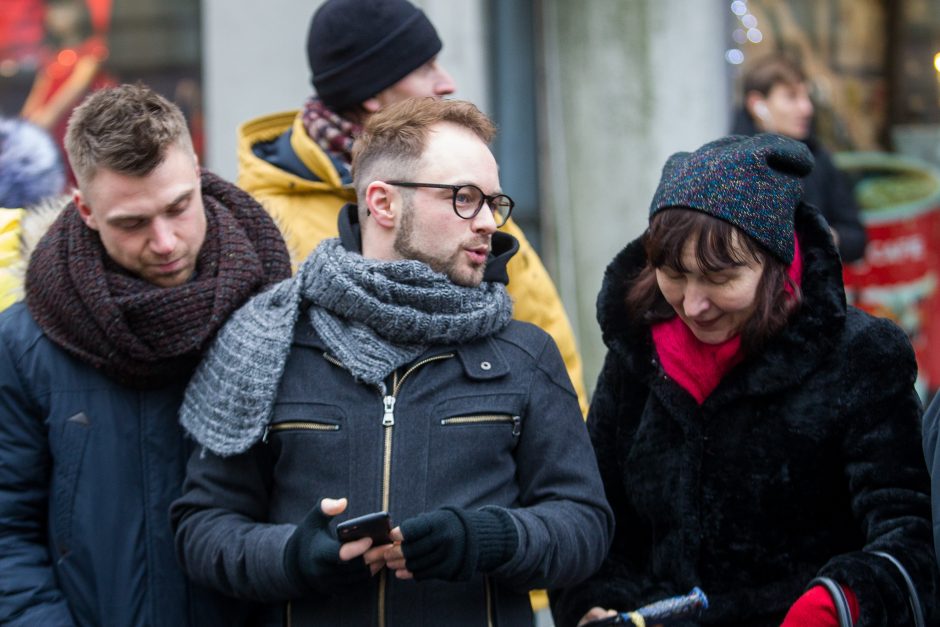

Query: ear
left=361, top=97, right=382, bottom=114
left=364, top=181, right=397, bottom=229
left=74, top=191, right=99, bottom=230
left=746, top=91, right=770, bottom=123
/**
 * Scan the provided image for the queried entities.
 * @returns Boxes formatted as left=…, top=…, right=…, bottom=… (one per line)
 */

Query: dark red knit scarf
left=25, top=171, right=291, bottom=388
left=301, top=97, right=362, bottom=166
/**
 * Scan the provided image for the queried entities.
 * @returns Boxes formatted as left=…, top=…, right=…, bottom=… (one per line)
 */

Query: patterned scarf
left=181, top=238, right=514, bottom=456
left=301, top=96, right=362, bottom=167
left=25, top=171, right=291, bottom=389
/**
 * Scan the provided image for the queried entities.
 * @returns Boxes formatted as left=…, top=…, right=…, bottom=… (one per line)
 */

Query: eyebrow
left=105, top=189, right=193, bottom=224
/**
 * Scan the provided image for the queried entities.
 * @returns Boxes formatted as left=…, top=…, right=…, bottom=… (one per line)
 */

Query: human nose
left=682, top=282, right=711, bottom=318
left=471, top=204, right=498, bottom=234
left=432, top=63, right=456, bottom=96
left=149, top=218, right=177, bottom=256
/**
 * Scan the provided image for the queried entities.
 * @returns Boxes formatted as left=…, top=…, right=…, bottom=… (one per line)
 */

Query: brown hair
left=351, top=98, right=496, bottom=201
left=742, top=54, right=807, bottom=98
left=626, top=208, right=800, bottom=354
left=65, top=83, right=193, bottom=188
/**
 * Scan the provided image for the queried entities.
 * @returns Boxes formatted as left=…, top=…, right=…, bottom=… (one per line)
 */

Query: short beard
left=392, top=200, right=486, bottom=288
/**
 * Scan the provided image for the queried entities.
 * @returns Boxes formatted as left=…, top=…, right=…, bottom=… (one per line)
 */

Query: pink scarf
left=652, top=237, right=803, bottom=404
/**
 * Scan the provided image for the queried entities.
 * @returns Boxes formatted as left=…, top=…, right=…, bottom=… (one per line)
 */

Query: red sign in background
left=839, top=152, right=940, bottom=395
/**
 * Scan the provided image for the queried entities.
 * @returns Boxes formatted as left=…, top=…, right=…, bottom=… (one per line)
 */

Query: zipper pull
left=382, top=395, right=396, bottom=426
left=262, top=425, right=270, bottom=443
left=511, top=415, right=521, bottom=437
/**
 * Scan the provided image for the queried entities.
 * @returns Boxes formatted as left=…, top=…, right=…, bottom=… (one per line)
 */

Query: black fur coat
left=550, top=204, right=938, bottom=627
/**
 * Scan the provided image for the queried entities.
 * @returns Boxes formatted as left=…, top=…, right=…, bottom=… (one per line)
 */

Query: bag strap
left=869, top=550, right=926, bottom=627
left=806, top=577, right=853, bottom=627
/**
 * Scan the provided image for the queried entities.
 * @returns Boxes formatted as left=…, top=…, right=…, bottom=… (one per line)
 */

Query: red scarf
left=652, top=237, right=803, bottom=404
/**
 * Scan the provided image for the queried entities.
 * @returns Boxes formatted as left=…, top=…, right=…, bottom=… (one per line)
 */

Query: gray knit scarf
left=180, top=238, right=513, bottom=456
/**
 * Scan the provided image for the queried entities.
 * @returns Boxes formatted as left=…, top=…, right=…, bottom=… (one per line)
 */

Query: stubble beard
left=393, top=202, right=487, bottom=288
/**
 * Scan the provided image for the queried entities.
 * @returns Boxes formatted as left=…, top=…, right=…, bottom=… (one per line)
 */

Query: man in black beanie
left=237, top=0, right=590, bottom=417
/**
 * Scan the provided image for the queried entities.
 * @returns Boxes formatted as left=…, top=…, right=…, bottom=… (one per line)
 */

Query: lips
left=689, top=317, right=720, bottom=330
left=464, top=245, right=489, bottom=264
left=153, top=257, right=185, bottom=274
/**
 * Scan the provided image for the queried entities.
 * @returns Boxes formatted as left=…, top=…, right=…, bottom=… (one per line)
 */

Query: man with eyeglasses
left=172, top=98, right=613, bottom=627
left=239, top=0, right=589, bottom=417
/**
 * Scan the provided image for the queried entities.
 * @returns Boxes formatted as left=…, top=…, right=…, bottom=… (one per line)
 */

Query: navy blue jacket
left=0, top=303, right=243, bottom=626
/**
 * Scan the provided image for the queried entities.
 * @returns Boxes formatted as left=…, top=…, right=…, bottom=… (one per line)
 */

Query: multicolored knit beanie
left=649, top=133, right=814, bottom=263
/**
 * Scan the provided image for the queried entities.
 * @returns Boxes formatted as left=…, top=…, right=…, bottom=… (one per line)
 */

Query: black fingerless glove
left=398, top=506, right=518, bottom=582
left=283, top=500, right=371, bottom=595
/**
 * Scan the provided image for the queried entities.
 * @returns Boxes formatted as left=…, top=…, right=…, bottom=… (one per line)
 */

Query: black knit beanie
left=649, top=133, right=814, bottom=263
left=307, top=0, right=443, bottom=111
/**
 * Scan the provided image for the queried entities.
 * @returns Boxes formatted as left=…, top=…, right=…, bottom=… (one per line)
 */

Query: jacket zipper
left=441, top=414, right=521, bottom=436
left=485, top=575, right=494, bottom=627
left=377, top=353, right=455, bottom=627
left=262, top=421, right=339, bottom=442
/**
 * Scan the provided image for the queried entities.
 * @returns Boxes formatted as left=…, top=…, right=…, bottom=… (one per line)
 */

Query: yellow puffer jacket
left=0, top=199, right=67, bottom=312
left=238, top=111, right=588, bottom=416
left=0, top=209, right=25, bottom=311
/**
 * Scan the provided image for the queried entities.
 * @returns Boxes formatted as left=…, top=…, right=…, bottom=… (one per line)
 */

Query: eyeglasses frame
left=384, top=181, right=514, bottom=227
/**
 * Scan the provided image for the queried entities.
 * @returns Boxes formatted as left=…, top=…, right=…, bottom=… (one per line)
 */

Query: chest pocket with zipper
left=427, top=393, right=525, bottom=507
left=265, top=402, right=349, bottom=504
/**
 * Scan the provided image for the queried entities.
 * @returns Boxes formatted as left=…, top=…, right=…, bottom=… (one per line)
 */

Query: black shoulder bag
left=807, top=551, right=925, bottom=627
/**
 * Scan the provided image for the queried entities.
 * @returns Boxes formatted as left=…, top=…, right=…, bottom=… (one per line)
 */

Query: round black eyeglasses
left=385, top=181, right=514, bottom=227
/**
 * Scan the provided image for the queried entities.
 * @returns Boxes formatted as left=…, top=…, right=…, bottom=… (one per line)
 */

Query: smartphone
left=336, top=511, right=392, bottom=545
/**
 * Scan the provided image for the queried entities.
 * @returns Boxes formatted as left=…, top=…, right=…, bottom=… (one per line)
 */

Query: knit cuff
left=453, top=507, right=518, bottom=574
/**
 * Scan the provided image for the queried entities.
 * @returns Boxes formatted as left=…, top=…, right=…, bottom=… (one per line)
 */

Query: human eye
left=114, top=218, right=146, bottom=231
left=167, top=196, right=191, bottom=216
left=659, top=267, right=684, bottom=280
left=705, top=269, right=737, bottom=285
left=454, top=186, right=480, bottom=208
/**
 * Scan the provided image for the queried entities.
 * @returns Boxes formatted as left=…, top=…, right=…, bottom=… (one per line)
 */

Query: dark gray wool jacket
left=550, top=203, right=939, bottom=627
left=171, top=209, right=613, bottom=627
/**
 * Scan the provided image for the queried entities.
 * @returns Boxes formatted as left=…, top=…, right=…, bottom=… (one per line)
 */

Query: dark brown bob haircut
left=626, top=208, right=800, bottom=355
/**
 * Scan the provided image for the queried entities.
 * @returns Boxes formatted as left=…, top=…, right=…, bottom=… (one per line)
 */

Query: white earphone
left=754, top=102, right=771, bottom=120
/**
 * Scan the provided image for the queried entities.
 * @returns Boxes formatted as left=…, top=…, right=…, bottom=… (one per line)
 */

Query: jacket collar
left=337, top=203, right=518, bottom=286
left=293, top=316, right=510, bottom=382
left=598, top=202, right=847, bottom=402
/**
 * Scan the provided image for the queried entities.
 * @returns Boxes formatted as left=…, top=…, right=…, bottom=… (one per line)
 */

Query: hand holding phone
left=336, top=511, right=392, bottom=545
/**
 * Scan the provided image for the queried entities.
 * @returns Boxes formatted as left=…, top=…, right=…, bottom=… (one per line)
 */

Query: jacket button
left=480, top=361, right=492, bottom=371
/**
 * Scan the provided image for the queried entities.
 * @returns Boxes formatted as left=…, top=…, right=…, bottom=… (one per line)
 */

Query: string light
left=725, top=49, right=745, bottom=64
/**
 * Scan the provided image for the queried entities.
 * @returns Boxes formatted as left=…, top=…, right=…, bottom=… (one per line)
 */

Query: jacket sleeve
left=549, top=351, right=669, bottom=627
left=488, top=334, right=613, bottom=591
left=923, top=391, right=940, bottom=569
left=170, top=443, right=304, bottom=603
left=0, top=332, right=77, bottom=626
left=817, top=317, right=939, bottom=626
left=499, top=218, right=589, bottom=417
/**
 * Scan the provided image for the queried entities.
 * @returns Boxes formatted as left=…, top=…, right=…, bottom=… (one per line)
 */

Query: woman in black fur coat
left=550, top=134, right=938, bottom=627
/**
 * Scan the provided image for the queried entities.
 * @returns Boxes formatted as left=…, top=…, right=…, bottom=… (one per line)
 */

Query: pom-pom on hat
left=307, top=0, right=443, bottom=112
left=649, top=133, right=814, bottom=263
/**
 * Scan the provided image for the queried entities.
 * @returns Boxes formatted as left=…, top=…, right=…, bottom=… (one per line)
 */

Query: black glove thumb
left=284, top=500, right=370, bottom=595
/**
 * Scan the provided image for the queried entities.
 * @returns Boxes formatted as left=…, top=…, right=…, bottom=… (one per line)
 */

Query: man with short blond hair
left=240, top=0, right=590, bottom=416
left=172, top=98, right=612, bottom=627
left=0, top=83, right=291, bottom=626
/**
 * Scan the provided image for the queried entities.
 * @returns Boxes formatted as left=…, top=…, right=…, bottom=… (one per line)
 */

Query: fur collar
left=597, top=203, right=847, bottom=403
